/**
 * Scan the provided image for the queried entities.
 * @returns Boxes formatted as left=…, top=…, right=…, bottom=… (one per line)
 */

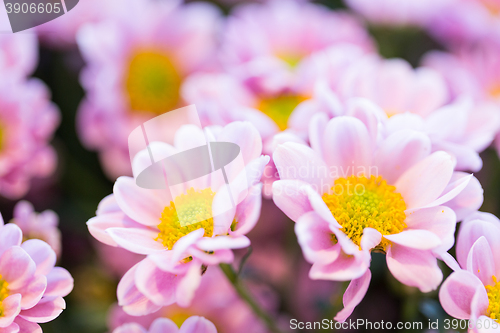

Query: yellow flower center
left=277, top=53, right=303, bottom=68
left=486, top=276, right=500, bottom=320
left=322, top=175, right=407, bottom=251
left=125, top=49, right=182, bottom=115
left=257, top=94, right=307, bottom=131
left=156, top=188, right=215, bottom=250
left=0, top=275, right=9, bottom=317
left=489, top=84, right=500, bottom=99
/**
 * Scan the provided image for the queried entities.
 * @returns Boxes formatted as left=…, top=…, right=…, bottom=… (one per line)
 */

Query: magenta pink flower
left=11, top=201, right=61, bottom=258
left=109, top=267, right=271, bottom=333
left=271, top=113, right=482, bottom=322
left=113, top=316, right=217, bottom=333
left=439, top=212, right=500, bottom=331
left=0, top=214, right=73, bottom=332
left=0, top=38, right=60, bottom=199
left=87, top=122, right=268, bottom=313
left=76, top=0, right=221, bottom=178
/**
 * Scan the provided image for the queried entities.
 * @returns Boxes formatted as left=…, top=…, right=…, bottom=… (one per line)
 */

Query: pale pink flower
left=439, top=212, right=500, bottom=332
left=76, top=0, right=221, bottom=178
left=428, top=0, right=500, bottom=46
left=87, top=122, right=268, bottom=314
left=113, top=316, right=217, bottom=333
left=0, top=34, right=38, bottom=81
left=108, top=267, right=270, bottom=333
left=0, top=214, right=73, bottom=332
left=344, top=0, right=451, bottom=27
left=271, top=113, right=482, bottom=322
left=219, top=0, right=374, bottom=95
left=0, top=48, right=60, bottom=199
left=10, top=201, right=61, bottom=257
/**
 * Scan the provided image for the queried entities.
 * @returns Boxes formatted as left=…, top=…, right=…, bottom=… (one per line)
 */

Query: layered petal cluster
left=10, top=201, right=61, bottom=258
left=0, top=35, right=60, bottom=199
left=0, top=215, right=73, bottom=332
left=76, top=0, right=221, bottom=178
left=87, top=122, right=268, bottom=314
left=440, top=212, right=500, bottom=332
left=113, top=316, right=217, bottom=333
left=272, top=114, right=482, bottom=321
left=108, top=267, right=270, bottom=333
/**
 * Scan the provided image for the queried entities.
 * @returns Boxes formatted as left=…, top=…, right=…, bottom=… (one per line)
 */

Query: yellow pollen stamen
left=486, top=276, right=500, bottom=320
left=125, top=49, right=182, bottom=115
left=156, top=188, right=215, bottom=250
left=258, top=94, right=307, bottom=131
left=322, top=175, right=407, bottom=251
left=0, top=275, right=9, bottom=317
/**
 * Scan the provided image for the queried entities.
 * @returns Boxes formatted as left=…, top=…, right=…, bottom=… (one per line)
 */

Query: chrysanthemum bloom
left=87, top=122, right=268, bottom=314
left=0, top=44, right=60, bottom=199
left=344, top=0, right=450, bottom=27
left=108, top=267, right=271, bottom=333
left=439, top=212, right=500, bottom=332
left=0, top=34, right=38, bottom=81
left=113, top=316, right=217, bottom=333
left=0, top=214, right=73, bottom=332
left=272, top=115, right=481, bottom=321
left=77, top=0, right=221, bottom=178
left=428, top=0, right=500, bottom=46
left=334, top=55, right=500, bottom=172
left=10, top=201, right=61, bottom=257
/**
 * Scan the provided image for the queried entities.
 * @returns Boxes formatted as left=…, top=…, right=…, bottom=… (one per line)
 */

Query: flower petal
left=87, top=212, right=145, bottom=247
left=386, top=244, right=442, bottom=292
left=395, top=151, right=454, bottom=210
left=232, top=184, right=262, bottom=236
left=179, top=316, right=217, bottom=333
left=21, top=240, right=56, bottom=276
left=14, top=275, right=46, bottom=310
left=19, top=296, right=65, bottom=323
left=272, top=180, right=312, bottom=222
left=0, top=294, right=21, bottom=328
left=135, top=258, right=178, bottom=307
left=0, top=224, right=23, bottom=258
left=295, top=212, right=339, bottom=264
left=334, top=269, right=371, bottom=323
left=44, top=267, right=74, bottom=298
left=14, top=317, right=41, bottom=333
left=106, top=228, right=165, bottom=255
left=384, top=230, right=442, bottom=250
left=149, top=318, right=178, bottom=333
left=304, top=185, right=341, bottom=229
left=0, top=247, right=35, bottom=289
left=404, top=206, right=456, bottom=243
left=467, top=237, right=495, bottom=287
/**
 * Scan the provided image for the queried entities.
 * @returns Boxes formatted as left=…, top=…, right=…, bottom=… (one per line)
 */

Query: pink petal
left=304, top=186, right=341, bottom=228
left=384, top=230, right=442, bottom=250
left=217, top=121, right=263, bottom=164
left=179, top=316, right=217, bottom=333
left=421, top=173, right=473, bottom=209
left=44, top=267, right=74, bottom=298
left=14, top=317, right=41, bottom=333
left=232, top=184, right=262, bottom=236
left=13, top=275, right=46, bottom=310
left=148, top=318, right=178, bottom=333
left=0, top=294, right=21, bottom=328
left=322, top=117, right=372, bottom=174
left=309, top=251, right=369, bottom=281
left=196, top=236, right=250, bottom=251
left=96, top=194, right=120, bottom=215
left=334, top=269, right=371, bottom=322
left=273, top=142, right=332, bottom=191
left=439, top=270, right=487, bottom=319
left=174, top=124, right=206, bottom=152
left=386, top=244, right=442, bottom=292
left=360, top=228, right=382, bottom=251
left=175, top=262, right=202, bottom=308
left=295, top=212, right=340, bottom=264
left=117, top=264, right=161, bottom=316
left=466, top=237, right=495, bottom=286
left=395, top=151, right=454, bottom=210
left=374, top=130, right=431, bottom=184
left=171, top=229, right=205, bottom=264
left=345, top=98, right=383, bottom=144
left=135, top=258, right=178, bottom=307
left=190, top=248, right=233, bottom=265
left=106, top=228, right=165, bottom=255
left=19, top=297, right=65, bottom=323
left=444, top=173, right=483, bottom=221
left=404, top=206, right=456, bottom=243
left=0, top=322, right=20, bottom=333
left=21, top=240, right=56, bottom=276
left=0, top=247, right=35, bottom=289
left=87, top=213, right=145, bottom=247
left=113, top=323, right=148, bottom=333
left=0, top=224, right=23, bottom=257
left=308, top=113, right=329, bottom=158
left=113, top=177, right=166, bottom=227
left=272, top=180, right=312, bottom=222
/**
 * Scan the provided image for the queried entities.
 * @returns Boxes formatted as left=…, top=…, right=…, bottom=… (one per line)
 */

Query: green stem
left=219, top=263, right=284, bottom=333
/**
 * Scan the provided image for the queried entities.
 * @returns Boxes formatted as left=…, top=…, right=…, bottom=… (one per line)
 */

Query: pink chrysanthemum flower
left=109, top=267, right=271, bottom=333
left=439, top=212, right=500, bottom=332
left=0, top=37, right=60, bottom=199
left=113, top=316, right=217, bottom=333
left=10, top=201, right=61, bottom=258
left=344, top=0, right=451, bottom=27
left=271, top=113, right=482, bottom=322
left=87, top=122, right=268, bottom=314
left=76, top=0, right=221, bottom=178
left=0, top=214, right=73, bottom=332
left=428, top=0, right=500, bottom=46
